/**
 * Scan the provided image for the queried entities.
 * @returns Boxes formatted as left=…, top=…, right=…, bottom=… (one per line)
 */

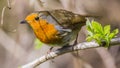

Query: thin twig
left=0, top=0, right=11, bottom=27
left=7, top=0, right=11, bottom=9
left=21, top=37, right=120, bottom=68
left=0, top=6, right=6, bottom=27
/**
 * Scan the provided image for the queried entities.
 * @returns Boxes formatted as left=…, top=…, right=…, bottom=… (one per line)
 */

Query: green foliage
left=86, top=19, right=119, bottom=47
left=34, top=38, right=43, bottom=49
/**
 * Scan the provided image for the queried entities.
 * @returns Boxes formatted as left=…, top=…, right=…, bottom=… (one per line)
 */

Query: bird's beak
left=20, top=20, right=28, bottom=24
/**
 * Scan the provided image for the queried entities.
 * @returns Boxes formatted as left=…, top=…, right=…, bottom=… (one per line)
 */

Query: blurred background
left=0, top=0, right=120, bottom=68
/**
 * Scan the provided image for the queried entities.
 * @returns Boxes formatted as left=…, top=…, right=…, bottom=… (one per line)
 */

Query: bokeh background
left=0, top=0, right=120, bottom=68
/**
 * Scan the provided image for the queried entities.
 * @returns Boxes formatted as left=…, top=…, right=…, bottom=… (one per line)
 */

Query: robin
left=20, top=9, right=86, bottom=48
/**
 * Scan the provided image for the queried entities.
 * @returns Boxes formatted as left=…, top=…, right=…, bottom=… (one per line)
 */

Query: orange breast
left=29, top=18, right=60, bottom=44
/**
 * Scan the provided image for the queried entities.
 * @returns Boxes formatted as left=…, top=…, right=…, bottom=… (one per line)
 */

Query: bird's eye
left=35, top=16, right=39, bottom=20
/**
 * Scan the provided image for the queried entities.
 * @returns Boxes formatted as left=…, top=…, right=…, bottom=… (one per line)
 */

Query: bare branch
left=21, top=37, right=120, bottom=68
left=7, top=0, right=11, bottom=9
left=0, top=0, right=11, bottom=27
left=0, top=6, right=6, bottom=27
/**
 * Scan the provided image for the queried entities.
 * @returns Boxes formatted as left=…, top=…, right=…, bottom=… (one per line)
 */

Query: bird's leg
left=46, top=47, right=55, bottom=63
left=47, top=47, right=54, bottom=54
left=50, top=47, right=54, bottom=51
left=73, top=34, right=78, bottom=46
left=72, top=34, right=79, bottom=56
left=56, top=44, right=70, bottom=51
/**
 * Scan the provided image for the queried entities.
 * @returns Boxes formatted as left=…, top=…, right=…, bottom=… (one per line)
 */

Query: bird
left=20, top=9, right=86, bottom=48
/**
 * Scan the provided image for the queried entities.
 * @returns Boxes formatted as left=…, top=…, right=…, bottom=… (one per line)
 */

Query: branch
left=0, top=0, right=11, bottom=27
left=21, top=37, right=120, bottom=68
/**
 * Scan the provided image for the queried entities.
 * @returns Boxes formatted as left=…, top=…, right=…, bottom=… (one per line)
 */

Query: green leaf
left=86, top=19, right=119, bottom=48
left=112, top=29, right=119, bottom=35
left=93, top=34, right=102, bottom=44
left=104, top=34, right=110, bottom=46
left=93, top=34, right=101, bottom=39
left=34, top=38, right=43, bottom=49
left=92, top=21, right=103, bottom=34
left=86, top=36, right=93, bottom=41
left=86, top=19, right=93, bottom=32
left=96, top=39, right=102, bottom=45
left=104, top=25, right=110, bottom=35
left=87, top=31, right=93, bottom=36
left=109, top=33, right=115, bottom=39
left=109, top=29, right=119, bottom=39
